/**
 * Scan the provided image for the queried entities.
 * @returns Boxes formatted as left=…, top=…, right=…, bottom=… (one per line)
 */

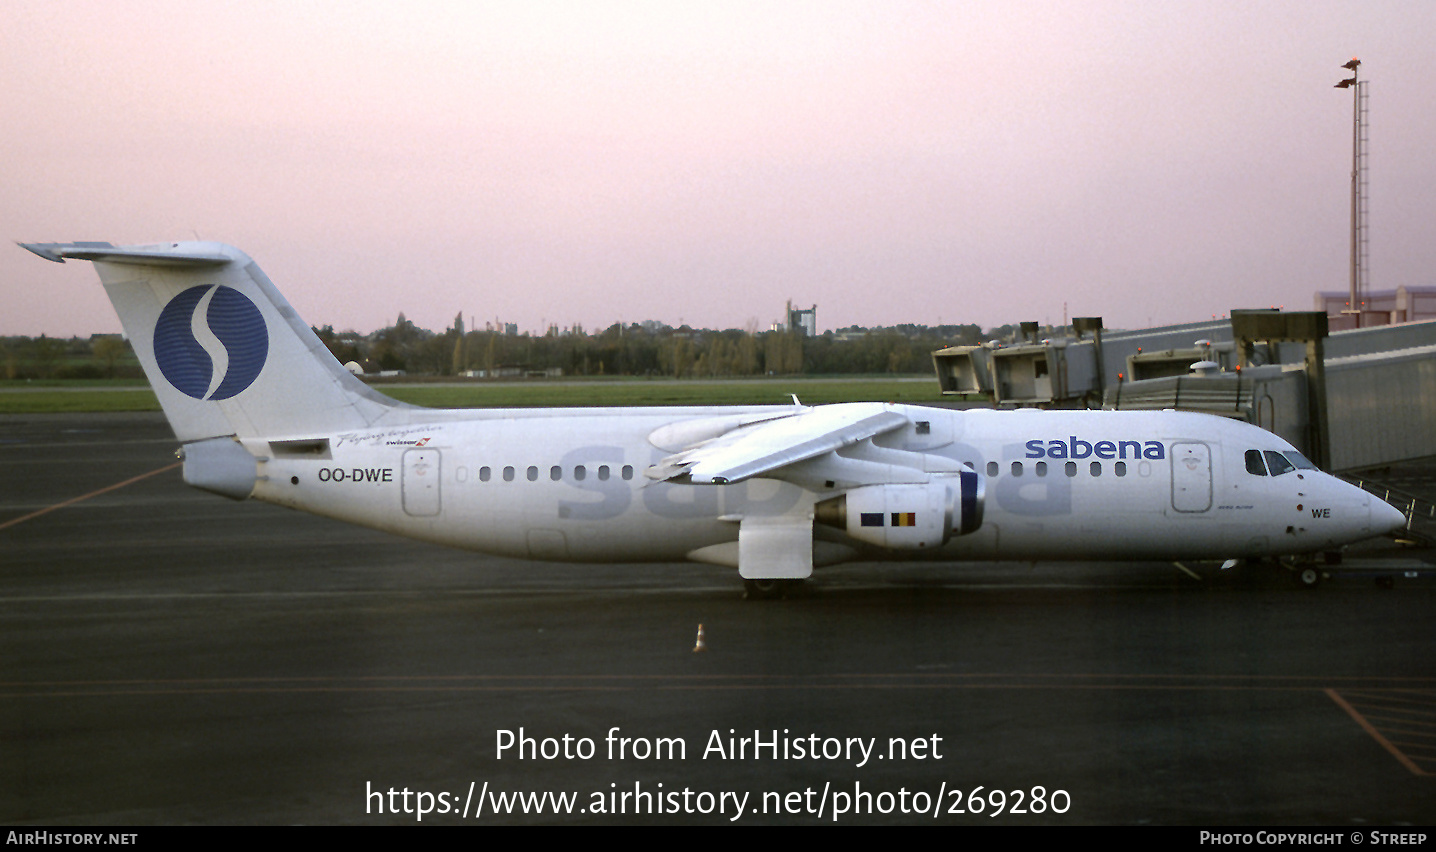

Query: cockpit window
left=1245, top=449, right=1267, bottom=476
left=1264, top=450, right=1296, bottom=476
left=1285, top=451, right=1318, bottom=470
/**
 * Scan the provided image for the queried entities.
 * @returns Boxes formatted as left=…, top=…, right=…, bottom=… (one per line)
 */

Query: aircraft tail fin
left=21, top=241, right=411, bottom=443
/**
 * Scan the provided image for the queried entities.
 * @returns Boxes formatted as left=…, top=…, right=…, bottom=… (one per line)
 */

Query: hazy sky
left=4, top=1, right=1434, bottom=337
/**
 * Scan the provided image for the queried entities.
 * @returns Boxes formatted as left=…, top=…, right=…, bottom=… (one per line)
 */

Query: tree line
left=2, top=319, right=1029, bottom=381
left=314, top=316, right=997, bottom=378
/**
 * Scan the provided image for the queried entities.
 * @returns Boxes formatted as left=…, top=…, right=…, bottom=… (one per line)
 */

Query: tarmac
left=2, top=412, right=1434, bottom=825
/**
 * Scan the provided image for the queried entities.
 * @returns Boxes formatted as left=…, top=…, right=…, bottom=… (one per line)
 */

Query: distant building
left=1316, top=286, right=1436, bottom=331
left=786, top=300, right=817, bottom=337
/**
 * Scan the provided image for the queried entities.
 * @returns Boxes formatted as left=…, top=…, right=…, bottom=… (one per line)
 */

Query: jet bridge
left=931, top=344, right=991, bottom=396
left=934, top=310, right=1436, bottom=472
left=932, top=317, right=1104, bottom=407
left=990, top=341, right=1095, bottom=406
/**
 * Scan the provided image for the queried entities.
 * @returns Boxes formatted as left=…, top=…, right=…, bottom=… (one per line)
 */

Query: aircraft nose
left=1371, top=498, right=1408, bottom=536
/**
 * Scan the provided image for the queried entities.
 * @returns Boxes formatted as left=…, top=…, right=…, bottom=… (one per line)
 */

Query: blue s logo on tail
left=153, top=285, right=268, bottom=400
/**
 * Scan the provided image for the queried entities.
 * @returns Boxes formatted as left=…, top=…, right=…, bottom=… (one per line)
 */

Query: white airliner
left=22, top=241, right=1407, bottom=595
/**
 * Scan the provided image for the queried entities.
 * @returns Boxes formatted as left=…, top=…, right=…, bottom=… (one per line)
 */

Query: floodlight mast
left=1334, top=58, right=1367, bottom=328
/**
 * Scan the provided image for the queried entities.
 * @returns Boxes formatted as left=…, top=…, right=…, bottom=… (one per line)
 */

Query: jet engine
left=814, top=470, right=984, bottom=550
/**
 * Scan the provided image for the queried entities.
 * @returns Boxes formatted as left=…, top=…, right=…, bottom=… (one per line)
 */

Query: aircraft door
left=402, top=449, right=441, bottom=516
left=1170, top=442, right=1212, bottom=513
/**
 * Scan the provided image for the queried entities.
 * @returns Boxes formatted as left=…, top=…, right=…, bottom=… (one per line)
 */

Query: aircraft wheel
left=1296, top=566, right=1322, bottom=588
left=743, top=578, right=797, bottom=600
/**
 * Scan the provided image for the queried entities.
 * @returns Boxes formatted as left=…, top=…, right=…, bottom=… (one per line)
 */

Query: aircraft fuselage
left=243, top=405, right=1390, bottom=565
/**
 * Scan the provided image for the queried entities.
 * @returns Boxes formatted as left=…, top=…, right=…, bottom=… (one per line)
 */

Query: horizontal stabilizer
left=20, top=242, right=231, bottom=268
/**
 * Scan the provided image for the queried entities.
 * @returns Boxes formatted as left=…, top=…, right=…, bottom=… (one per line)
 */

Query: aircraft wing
left=646, top=403, right=910, bottom=485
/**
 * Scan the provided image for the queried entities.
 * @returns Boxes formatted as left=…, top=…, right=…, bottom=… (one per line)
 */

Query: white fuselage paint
left=246, top=405, right=1390, bottom=565
left=25, top=241, right=1404, bottom=576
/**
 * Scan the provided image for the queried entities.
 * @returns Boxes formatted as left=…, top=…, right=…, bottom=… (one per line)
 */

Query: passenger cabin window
left=1090, top=461, right=1101, bottom=477
left=1245, top=449, right=1267, bottom=476
left=503, top=466, right=515, bottom=482
left=527, top=466, right=539, bottom=482
left=1065, top=461, right=1077, bottom=477
left=574, top=465, right=586, bottom=481
left=1035, top=461, right=1047, bottom=477
left=550, top=465, right=562, bottom=481
left=987, top=461, right=999, bottom=477
left=479, top=466, right=492, bottom=482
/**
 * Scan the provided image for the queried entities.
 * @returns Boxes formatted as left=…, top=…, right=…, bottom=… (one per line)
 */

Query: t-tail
left=21, top=241, right=411, bottom=497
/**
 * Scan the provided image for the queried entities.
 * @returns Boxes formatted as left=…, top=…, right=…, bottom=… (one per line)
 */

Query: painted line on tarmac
left=0, top=437, right=176, bottom=450
left=0, top=582, right=1176, bottom=605
left=0, top=461, right=181, bottom=532
left=6, top=673, right=1435, bottom=699
left=1326, top=687, right=1432, bottom=776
